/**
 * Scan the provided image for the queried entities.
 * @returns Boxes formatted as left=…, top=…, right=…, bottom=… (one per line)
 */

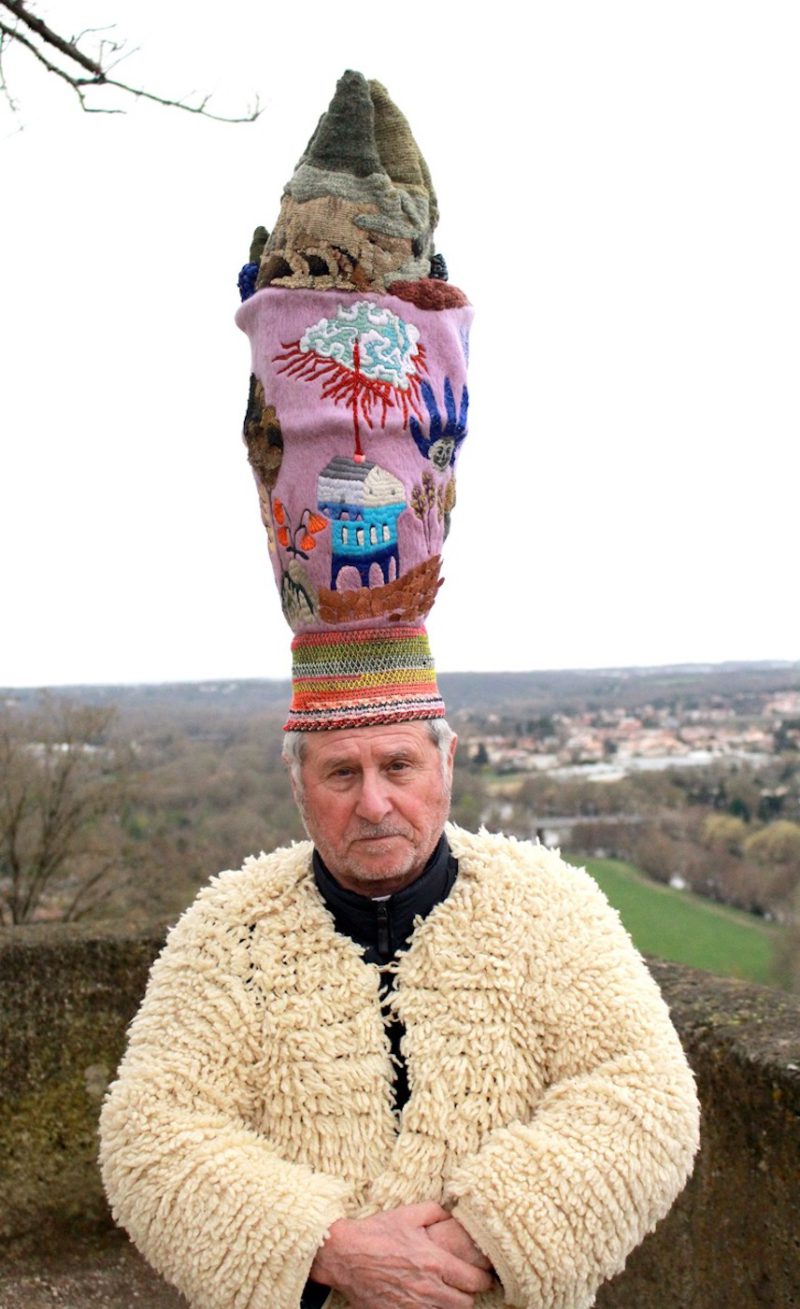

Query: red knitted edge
left=283, top=703, right=446, bottom=732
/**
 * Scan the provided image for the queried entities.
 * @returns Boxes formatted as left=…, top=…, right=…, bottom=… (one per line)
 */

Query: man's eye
left=388, top=759, right=412, bottom=772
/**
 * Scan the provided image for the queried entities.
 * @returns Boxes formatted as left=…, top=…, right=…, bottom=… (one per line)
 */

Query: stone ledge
left=0, top=1227, right=186, bottom=1307
left=601, top=960, right=800, bottom=1309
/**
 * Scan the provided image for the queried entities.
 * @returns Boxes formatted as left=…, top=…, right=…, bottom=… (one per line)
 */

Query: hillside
left=583, top=857, right=779, bottom=985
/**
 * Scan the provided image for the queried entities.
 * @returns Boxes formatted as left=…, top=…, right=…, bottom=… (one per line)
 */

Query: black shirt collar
left=312, top=833, right=457, bottom=964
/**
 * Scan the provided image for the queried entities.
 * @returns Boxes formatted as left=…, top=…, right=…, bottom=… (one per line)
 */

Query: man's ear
left=447, top=733, right=458, bottom=776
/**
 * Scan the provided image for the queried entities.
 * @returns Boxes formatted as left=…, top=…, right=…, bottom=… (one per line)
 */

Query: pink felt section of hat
left=235, top=289, right=473, bottom=635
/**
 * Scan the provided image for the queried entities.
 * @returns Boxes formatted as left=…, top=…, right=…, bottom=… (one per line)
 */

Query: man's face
left=294, top=722, right=457, bottom=896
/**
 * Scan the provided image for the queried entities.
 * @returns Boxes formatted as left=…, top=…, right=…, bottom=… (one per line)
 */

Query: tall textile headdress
left=236, top=70, right=472, bottom=730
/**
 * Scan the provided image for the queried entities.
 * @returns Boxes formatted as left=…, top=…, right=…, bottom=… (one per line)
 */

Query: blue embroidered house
left=317, top=456, right=406, bottom=589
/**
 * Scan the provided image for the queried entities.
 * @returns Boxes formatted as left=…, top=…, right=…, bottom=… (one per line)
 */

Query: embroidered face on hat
left=236, top=71, right=472, bottom=730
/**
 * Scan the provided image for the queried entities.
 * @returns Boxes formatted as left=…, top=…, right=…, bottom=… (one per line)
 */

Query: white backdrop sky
left=2, top=1, right=798, bottom=687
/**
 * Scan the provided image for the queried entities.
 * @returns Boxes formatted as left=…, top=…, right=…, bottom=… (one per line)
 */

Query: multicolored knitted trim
left=286, top=625, right=445, bottom=730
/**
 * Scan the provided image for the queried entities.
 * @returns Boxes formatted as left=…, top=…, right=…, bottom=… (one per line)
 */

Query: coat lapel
left=359, top=826, right=547, bottom=1213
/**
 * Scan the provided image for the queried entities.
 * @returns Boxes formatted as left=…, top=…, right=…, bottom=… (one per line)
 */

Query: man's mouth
left=354, top=831, right=408, bottom=843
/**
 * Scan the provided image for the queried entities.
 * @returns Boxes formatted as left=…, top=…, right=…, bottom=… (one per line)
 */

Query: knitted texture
left=236, top=284, right=470, bottom=729
left=99, top=827, right=700, bottom=1309
left=287, top=625, right=443, bottom=729
left=235, top=71, right=471, bottom=728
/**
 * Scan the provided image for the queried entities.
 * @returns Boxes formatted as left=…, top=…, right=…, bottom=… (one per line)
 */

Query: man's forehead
left=302, top=722, right=434, bottom=766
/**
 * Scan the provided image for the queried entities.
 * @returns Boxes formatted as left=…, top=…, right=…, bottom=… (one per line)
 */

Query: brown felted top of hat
left=256, top=71, right=444, bottom=296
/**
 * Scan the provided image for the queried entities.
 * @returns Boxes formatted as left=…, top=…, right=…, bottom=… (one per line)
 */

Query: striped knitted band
left=286, top=625, right=444, bottom=731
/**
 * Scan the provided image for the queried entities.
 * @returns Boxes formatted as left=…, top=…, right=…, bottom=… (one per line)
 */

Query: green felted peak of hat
left=368, top=78, right=439, bottom=230
left=257, top=70, right=441, bottom=293
left=249, top=225, right=269, bottom=265
left=301, top=69, right=383, bottom=178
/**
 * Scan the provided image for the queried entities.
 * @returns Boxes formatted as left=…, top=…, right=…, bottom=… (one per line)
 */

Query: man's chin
left=345, top=840, right=419, bottom=888
left=351, top=843, right=411, bottom=873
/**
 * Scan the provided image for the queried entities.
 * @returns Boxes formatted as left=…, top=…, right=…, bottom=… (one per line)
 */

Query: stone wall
left=0, top=926, right=798, bottom=1307
left=598, top=960, right=800, bottom=1309
left=0, top=922, right=168, bottom=1238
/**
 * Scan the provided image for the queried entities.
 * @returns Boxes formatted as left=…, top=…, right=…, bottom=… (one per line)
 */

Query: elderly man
left=100, top=716, right=699, bottom=1309
left=100, top=71, right=699, bottom=1309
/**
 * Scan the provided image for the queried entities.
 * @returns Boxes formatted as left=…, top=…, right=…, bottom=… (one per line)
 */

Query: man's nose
left=354, top=770, right=393, bottom=823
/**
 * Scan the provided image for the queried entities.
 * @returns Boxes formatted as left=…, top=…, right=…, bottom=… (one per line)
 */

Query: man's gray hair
left=282, top=719, right=456, bottom=795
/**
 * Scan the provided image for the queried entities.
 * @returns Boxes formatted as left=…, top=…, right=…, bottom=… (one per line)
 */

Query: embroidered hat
left=236, top=71, right=472, bottom=730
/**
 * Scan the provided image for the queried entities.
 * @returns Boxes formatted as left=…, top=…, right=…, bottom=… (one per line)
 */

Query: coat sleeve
left=444, top=858, right=700, bottom=1309
left=99, top=881, right=352, bottom=1309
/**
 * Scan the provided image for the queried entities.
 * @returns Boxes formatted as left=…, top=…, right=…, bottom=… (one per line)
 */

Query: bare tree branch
left=88, top=78, right=260, bottom=123
left=0, top=24, right=21, bottom=114
left=0, top=17, right=106, bottom=114
left=72, top=24, right=122, bottom=51
left=0, top=698, right=132, bottom=924
left=62, top=855, right=120, bottom=921
left=0, top=0, right=260, bottom=122
left=3, top=0, right=104, bottom=75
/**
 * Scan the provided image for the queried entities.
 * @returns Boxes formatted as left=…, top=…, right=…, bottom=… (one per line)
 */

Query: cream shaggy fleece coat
left=99, top=826, right=700, bottom=1309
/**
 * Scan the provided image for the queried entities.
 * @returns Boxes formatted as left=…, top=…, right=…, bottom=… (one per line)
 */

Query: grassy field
left=578, top=856, right=781, bottom=986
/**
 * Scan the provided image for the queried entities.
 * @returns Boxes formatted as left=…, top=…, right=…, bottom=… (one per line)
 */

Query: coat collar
left=311, top=833, right=457, bottom=964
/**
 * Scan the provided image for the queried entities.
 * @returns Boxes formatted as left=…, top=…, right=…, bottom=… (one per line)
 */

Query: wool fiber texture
left=99, top=826, right=700, bottom=1309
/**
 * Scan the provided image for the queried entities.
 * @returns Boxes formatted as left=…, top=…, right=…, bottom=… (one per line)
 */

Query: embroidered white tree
left=274, top=301, right=427, bottom=460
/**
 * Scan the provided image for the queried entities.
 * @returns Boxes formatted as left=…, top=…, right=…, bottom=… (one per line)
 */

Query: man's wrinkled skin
left=292, top=725, right=495, bottom=1306
left=293, top=723, right=457, bottom=896
left=309, top=1203, right=493, bottom=1309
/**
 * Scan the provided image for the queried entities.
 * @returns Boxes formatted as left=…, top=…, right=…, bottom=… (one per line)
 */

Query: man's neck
left=312, top=833, right=456, bottom=961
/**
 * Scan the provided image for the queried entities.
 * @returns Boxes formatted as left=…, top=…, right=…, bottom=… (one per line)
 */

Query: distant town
left=466, top=687, right=800, bottom=779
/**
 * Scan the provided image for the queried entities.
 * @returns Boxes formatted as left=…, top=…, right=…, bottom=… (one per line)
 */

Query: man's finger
left=401, top=1200, right=452, bottom=1228
left=437, top=1250, right=495, bottom=1296
left=426, top=1217, right=493, bottom=1270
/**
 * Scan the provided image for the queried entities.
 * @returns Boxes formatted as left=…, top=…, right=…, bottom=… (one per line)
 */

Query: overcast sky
left=2, top=0, right=798, bottom=687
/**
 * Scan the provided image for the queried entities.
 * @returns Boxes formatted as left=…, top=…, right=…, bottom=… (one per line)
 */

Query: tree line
left=2, top=693, right=798, bottom=992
